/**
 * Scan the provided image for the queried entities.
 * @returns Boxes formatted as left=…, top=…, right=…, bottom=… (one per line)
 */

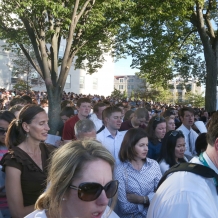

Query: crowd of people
left=0, top=88, right=216, bottom=218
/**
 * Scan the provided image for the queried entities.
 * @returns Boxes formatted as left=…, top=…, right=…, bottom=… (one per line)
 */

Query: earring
left=62, top=198, right=66, bottom=201
left=26, top=133, right=29, bottom=138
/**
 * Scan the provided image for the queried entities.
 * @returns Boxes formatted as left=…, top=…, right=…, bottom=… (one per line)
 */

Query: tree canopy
left=0, top=0, right=133, bottom=133
left=115, top=0, right=218, bottom=111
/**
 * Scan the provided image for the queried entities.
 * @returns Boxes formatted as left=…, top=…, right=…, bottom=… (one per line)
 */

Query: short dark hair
left=77, top=98, right=91, bottom=107
left=21, top=95, right=32, bottom=104
left=195, top=133, right=207, bottom=156
left=158, top=130, right=186, bottom=167
left=179, top=107, right=194, bottom=118
left=6, top=104, right=45, bottom=148
left=61, top=100, right=74, bottom=110
left=119, top=128, right=148, bottom=162
left=9, top=97, right=27, bottom=107
left=146, top=115, right=166, bottom=145
left=93, top=103, right=106, bottom=113
left=59, top=107, right=74, bottom=118
left=102, top=106, right=122, bottom=121
left=0, top=110, right=15, bottom=124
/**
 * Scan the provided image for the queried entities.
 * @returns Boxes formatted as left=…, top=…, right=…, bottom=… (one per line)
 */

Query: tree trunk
left=46, top=86, right=62, bottom=135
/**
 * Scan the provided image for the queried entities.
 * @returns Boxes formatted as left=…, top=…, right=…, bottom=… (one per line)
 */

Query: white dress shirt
left=90, top=113, right=103, bottom=131
left=177, top=124, right=198, bottom=156
left=96, top=128, right=127, bottom=165
left=159, top=159, right=170, bottom=175
left=147, top=152, right=218, bottom=218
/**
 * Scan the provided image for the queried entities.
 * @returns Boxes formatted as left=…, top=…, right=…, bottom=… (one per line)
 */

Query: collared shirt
left=147, top=152, right=218, bottom=218
left=96, top=128, right=127, bottom=165
left=114, top=159, right=162, bottom=218
left=177, top=124, right=198, bottom=156
left=90, top=113, right=103, bottom=132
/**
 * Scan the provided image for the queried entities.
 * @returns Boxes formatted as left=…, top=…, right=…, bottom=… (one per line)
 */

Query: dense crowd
left=0, top=88, right=216, bottom=218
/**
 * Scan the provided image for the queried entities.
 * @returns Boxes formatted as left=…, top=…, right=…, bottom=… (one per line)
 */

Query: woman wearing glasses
left=114, top=128, right=162, bottom=218
left=0, top=111, right=15, bottom=218
left=25, top=140, right=119, bottom=218
left=158, top=130, right=187, bottom=175
left=147, top=115, right=166, bottom=160
left=0, top=105, right=55, bottom=217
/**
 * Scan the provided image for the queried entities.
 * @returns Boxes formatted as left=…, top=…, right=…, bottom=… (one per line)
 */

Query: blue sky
left=114, top=56, right=137, bottom=75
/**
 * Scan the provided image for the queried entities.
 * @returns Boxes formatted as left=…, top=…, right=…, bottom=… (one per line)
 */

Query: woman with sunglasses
left=146, top=115, right=166, bottom=160
left=114, top=128, right=162, bottom=218
left=0, top=111, right=15, bottom=218
left=0, top=105, right=55, bottom=217
left=25, top=140, right=119, bottom=218
left=158, top=130, right=188, bottom=175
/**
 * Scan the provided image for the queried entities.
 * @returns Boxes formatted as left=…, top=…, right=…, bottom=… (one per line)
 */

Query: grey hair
left=74, top=119, right=96, bottom=137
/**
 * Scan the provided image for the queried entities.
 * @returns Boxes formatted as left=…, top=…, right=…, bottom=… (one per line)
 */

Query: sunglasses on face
left=69, top=180, right=119, bottom=202
left=170, top=130, right=184, bottom=137
left=0, top=128, right=7, bottom=136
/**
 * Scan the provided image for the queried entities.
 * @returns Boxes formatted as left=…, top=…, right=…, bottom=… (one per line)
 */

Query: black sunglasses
left=69, top=180, right=119, bottom=202
left=0, top=128, right=7, bottom=136
left=170, top=130, right=184, bottom=137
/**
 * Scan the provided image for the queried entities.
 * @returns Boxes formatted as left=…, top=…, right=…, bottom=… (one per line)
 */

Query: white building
left=0, top=40, right=114, bottom=96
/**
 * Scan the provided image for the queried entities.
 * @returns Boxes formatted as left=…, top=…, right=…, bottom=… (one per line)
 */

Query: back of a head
left=74, top=119, right=96, bottom=139
left=9, top=97, right=27, bottom=107
left=0, top=110, right=16, bottom=123
left=93, top=102, right=106, bottom=113
left=6, top=104, right=45, bottom=148
left=35, top=140, right=115, bottom=216
left=21, top=95, right=32, bottom=104
left=60, top=107, right=74, bottom=118
left=134, top=108, right=149, bottom=120
left=163, top=109, right=175, bottom=118
left=195, top=133, right=207, bottom=156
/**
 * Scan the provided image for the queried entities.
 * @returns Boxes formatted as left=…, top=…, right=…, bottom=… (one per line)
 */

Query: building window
left=93, top=78, right=98, bottom=89
left=129, top=79, right=134, bottom=82
left=65, top=75, right=71, bottom=89
left=80, top=76, right=85, bottom=88
left=128, top=85, right=130, bottom=89
left=131, top=85, right=134, bottom=89
left=120, top=78, right=123, bottom=83
left=119, top=85, right=123, bottom=90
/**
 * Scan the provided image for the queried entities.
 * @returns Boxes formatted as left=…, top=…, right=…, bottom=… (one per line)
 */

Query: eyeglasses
left=69, top=180, right=119, bottom=202
left=170, top=130, right=184, bottom=137
left=0, top=128, right=7, bottom=136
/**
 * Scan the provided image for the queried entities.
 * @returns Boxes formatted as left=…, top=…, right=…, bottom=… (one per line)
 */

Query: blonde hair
left=35, top=140, right=115, bottom=217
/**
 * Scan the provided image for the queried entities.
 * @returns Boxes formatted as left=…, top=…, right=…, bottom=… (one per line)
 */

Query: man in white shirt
left=97, top=106, right=126, bottom=165
left=177, top=107, right=198, bottom=157
left=147, top=111, right=218, bottom=218
left=90, top=102, right=107, bottom=132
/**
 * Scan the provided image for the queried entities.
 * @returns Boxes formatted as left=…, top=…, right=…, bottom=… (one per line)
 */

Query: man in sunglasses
left=177, top=107, right=198, bottom=157
left=147, top=112, right=218, bottom=218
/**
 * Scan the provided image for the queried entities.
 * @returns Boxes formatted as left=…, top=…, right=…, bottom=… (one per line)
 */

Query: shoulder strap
left=157, top=162, right=218, bottom=191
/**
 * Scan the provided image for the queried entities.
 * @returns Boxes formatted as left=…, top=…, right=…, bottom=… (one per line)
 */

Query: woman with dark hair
left=158, top=130, right=187, bottom=175
left=147, top=115, right=166, bottom=160
left=0, top=111, right=15, bottom=218
left=0, top=104, right=55, bottom=217
left=114, top=128, right=162, bottom=218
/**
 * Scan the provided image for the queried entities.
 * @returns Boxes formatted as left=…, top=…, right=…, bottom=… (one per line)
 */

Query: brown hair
left=119, top=128, right=148, bottom=162
left=178, top=107, right=194, bottom=118
left=77, top=98, right=91, bottom=107
left=207, top=111, right=218, bottom=146
left=5, top=104, right=45, bottom=148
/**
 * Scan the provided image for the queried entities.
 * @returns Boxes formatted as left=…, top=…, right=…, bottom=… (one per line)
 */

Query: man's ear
left=214, top=138, right=218, bottom=153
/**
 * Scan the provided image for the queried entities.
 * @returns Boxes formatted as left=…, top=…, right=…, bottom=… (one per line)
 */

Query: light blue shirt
left=96, top=128, right=127, bottom=165
left=147, top=152, right=218, bottom=218
left=114, top=159, right=162, bottom=218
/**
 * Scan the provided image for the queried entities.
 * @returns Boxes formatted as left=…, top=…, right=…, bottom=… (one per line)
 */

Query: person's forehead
left=80, top=102, right=91, bottom=106
left=184, top=111, right=193, bottom=116
left=110, top=112, right=122, bottom=117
